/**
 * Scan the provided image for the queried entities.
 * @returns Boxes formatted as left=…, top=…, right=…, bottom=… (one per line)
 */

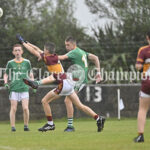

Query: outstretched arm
left=27, top=42, right=43, bottom=53
left=88, top=53, right=101, bottom=83
left=58, top=55, right=68, bottom=60
left=23, top=42, right=42, bottom=59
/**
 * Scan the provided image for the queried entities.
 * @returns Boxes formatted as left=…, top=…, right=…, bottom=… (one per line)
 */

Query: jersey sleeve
left=86, top=52, right=89, bottom=57
left=5, top=62, right=11, bottom=75
left=28, top=60, right=32, bottom=71
left=66, top=51, right=75, bottom=60
left=40, top=53, right=44, bottom=60
left=136, top=48, right=145, bottom=64
left=27, top=60, right=33, bottom=75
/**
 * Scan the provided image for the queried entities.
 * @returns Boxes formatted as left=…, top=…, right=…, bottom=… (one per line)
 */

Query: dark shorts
left=141, top=78, right=150, bottom=95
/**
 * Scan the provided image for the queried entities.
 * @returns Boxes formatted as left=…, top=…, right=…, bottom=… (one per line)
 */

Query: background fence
left=0, top=84, right=146, bottom=121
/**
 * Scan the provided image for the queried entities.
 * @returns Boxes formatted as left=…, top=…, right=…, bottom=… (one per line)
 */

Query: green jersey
left=66, top=47, right=89, bottom=83
left=5, top=58, right=32, bottom=92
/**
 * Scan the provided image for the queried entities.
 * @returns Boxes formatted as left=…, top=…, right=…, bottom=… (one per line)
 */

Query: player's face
left=65, top=41, right=76, bottom=51
left=13, top=47, right=23, bottom=58
left=44, top=47, right=49, bottom=55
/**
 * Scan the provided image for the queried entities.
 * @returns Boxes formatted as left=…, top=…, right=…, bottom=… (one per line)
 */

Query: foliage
left=0, top=0, right=90, bottom=69
left=85, top=0, right=150, bottom=83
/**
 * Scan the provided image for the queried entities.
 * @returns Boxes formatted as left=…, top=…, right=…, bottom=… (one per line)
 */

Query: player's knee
left=11, top=107, right=17, bottom=113
left=41, top=98, right=47, bottom=105
left=64, top=97, right=69, bottom=104
left=23, top=107, right=28, bottom=112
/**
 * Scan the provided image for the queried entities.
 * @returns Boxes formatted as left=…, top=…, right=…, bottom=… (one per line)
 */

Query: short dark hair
left=13, top=44, right=23, bottom=50
left=65, top=36, right=76, bottom=44
left=147, top=31, right=150, bottom=38
left=44, top=42, right=56, bottom=54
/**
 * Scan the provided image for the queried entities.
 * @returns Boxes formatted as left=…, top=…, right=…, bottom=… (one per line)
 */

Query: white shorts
left=9, top=92, right=29, bottom=102
left=54, top=79, right=74, bottom=96
left=139, top=91, right=150, bottom=98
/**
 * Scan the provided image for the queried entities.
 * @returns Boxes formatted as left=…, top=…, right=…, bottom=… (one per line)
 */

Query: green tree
left=85, top=0, right=150, bottom=83
left=0, top=0, right=89, bottom=69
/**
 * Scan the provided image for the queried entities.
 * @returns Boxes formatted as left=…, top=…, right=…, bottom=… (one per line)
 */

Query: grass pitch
left=0, top=118, right=150, bottom=150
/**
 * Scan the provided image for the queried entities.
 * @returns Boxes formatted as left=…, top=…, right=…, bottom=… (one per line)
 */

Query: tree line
left=0, top=0, right=150, bottom=83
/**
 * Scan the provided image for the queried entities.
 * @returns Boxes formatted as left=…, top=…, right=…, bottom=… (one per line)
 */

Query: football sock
left=67, top=118, right=73, bottom=127
left=24, top=125, right=28, bottom=128
left=37, top=80, right=42, bottom=85
left=47, top=116, right=54, bottom=125
left=138, top=133, right=143, bottom=136
left=94, top=115, right=99, bottom=120
left=11, top=127, right=16, bottom=131
left=48, top=121, right=54, bottom=125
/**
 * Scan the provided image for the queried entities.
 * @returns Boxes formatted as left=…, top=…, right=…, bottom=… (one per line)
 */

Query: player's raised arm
left=23, top=42, right=42, bottom=59
left=27, top=42, right=43, bottom=54
left=88, top=53, right=101, bottom=83
left=16, top=34, right=42, bottom=60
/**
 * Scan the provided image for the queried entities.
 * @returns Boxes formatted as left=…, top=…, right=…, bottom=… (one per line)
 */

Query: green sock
left=24, top=125, right=28, bottom=128
left=37, top=80, right=42, bottom=85
left=68, top=118, right=73, bottom=127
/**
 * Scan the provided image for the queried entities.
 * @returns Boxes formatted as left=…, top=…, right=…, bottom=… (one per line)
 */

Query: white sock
left=47, top=121, right=54, bottom=125
left=96, top=116, right=100, bottom=121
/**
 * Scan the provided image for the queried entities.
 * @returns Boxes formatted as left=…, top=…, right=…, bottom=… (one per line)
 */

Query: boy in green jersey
left=58, top=36, right=101, bottom=131
left=3, top=44, right=34, bottom=132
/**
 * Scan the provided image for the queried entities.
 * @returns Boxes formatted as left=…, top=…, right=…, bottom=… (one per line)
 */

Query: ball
left=0, top=8, right=3, bottom=17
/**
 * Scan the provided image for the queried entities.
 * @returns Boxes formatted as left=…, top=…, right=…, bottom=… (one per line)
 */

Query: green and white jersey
left=66, top=47, right=89, bottom=84
left=5, top=58, right=32, bottom=92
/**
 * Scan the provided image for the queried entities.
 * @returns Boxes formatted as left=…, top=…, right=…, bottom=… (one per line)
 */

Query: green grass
left=0, top=118, right=150, bottom=150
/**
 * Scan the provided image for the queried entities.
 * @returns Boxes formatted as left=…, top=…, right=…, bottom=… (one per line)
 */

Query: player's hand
left=95, top=72, right=101, bottom=84
left=32, top=89, right=37, bottom=93
left=16, top=34, right=26, bottom=44
left=4, top=83, right=9, bottom=90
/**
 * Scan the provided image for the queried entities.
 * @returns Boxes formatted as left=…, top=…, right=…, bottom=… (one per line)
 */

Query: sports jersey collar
left=44, top=53, right=56, bottom=56
left=45, top=53, right=51, bottom=56
left=72, top=46, right=77, bottom=50
left=14, top=58, right=24, bottom=63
